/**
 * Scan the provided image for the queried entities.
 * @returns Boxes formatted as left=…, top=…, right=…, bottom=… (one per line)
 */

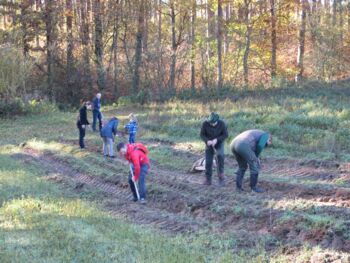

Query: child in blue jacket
left=124, top=113, right=138, bottom=144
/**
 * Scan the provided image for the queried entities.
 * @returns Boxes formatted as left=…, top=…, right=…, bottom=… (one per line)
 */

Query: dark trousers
left=92, top=110, right=102, bottom=131
left=128, top=164, right=148, bottom=200
left=205, top=143, right=225, bottom=181
left=78, top=126, right=86, bottom=148
left=232, top=142, right=260, bottom=189
left=129, top=133, right=136, bottom=144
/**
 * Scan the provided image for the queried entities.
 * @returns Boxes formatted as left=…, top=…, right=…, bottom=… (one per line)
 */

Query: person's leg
left=204, top=146, right=214, bottom=185
left=138, top=165, right=148, bottom=200
left=78, top=127, right=83, bottom=148
left=80, top=127, right=86, bottom=148
left=238, top=146, right=262, bottom=192
left=248, top=157, right=261, bottom=191
left=215, top=143, right=225, bottom=186
left=129, top=134, right=135, bottom=144
left=92, top=110, right=97, bottom=131
left=233, top=149, right=248, bottom=190
left=128, top=169, right=138, bottom=201
left=102, top=137, right=108, bottom=156
left=107, top=138, right=114, bottom=157
left=97, top=111, right=102, bottom=131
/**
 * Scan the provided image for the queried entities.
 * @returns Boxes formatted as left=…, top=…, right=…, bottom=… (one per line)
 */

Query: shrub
left=117, top=96, right=133, bottom=106
left=0, top=99, right=57, bottom=117
left=0, top=45, right=33, bottom=99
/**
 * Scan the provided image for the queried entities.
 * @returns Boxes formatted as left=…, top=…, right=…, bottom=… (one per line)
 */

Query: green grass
left=2, top=84, right=350, bottom=262
left=0, top=151, right=239, bottom=263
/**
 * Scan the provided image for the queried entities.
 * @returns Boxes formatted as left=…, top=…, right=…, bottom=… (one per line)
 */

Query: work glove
left=212, top=138, right=218, bottom=146
left=82, top=125, right=86, bottom=129
left=207, top=140, right=212, bottom=146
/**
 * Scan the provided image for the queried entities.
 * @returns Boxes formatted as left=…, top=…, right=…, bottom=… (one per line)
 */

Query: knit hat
left=208, top=112, right=220, bottom=124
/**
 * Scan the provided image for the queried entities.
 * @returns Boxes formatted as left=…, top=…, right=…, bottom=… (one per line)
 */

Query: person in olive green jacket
left=230, top=129, right=272, bottom=193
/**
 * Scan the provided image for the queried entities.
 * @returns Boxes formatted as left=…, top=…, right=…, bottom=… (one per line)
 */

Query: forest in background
left=1, top=0, right=350, bottom=105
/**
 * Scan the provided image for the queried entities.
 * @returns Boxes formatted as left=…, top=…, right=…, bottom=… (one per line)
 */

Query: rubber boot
left=218, top=173, right=225, bottom=187
left=204, top=174, right=212, bottom=186
left=235, top=170, right=245, bottom=191
left=250, top=173, right=265, bottom=193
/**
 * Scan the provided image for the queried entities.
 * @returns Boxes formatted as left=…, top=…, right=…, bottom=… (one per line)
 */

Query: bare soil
left=13, top=141, right=350, bottom=258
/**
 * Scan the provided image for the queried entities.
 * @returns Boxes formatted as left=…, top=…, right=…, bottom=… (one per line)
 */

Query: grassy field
left=1, top=84, right=350, bottom=262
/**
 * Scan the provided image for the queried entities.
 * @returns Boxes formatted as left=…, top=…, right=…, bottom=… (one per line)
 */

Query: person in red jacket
left=117, top=142, right=150, bottom=204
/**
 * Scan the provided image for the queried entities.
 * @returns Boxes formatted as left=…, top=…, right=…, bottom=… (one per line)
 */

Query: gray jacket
left=232, top=129, right=266, bottom=152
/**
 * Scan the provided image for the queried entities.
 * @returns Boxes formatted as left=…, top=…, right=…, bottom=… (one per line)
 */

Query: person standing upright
left=77, top=101, right=91, bottom=149
left=124, top=113, right=138, bottom=144
left=200, top=112, right=228, bottom=186
left=92, top=92, right=102, bottom=132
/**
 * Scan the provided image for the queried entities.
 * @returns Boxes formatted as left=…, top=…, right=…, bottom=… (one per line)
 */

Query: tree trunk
left=169, top=1, right=176, bottom=94
left=296, top=0, right=307, bottom=82
left=191, top=0, right=196, bottom=91
left=270, top=0, right=277, bottom=80
left=224, top=3, right=230, bottom=54
left=94, top=0, right=106, bottom=91
left=332, top=0, right=337, bottom=26
left=157, top=0, right=163, bottom=95
left=132, top=0, right=145, bottom=94
left=45, top=0, right=55, bottom=102
left=19, top=1, right=30, bottom=57
left=113, top=0, right=120, bottom=97
left=243, top=0, right=251, bottom=86
left=81, top=0, right=93, bottom=93
left=217, top=0, right=223, bottom=89
left=66, top=0, right=75, bottom=102
left=339, top=0, right=343, bottom=43
left=348, top=1, right=350, bottom=34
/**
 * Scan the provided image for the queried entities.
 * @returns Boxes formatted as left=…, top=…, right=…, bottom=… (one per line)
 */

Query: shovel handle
left=129, top=165, right=140, bottom=200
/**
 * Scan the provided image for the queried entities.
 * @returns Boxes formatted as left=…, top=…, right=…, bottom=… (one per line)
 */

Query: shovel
left=129, top=165, right=140, bottom=200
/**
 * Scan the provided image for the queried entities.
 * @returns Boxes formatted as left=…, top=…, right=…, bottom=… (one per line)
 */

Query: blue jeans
left=128, top=164, right=148, bottom=200
left=92, top=110, right=102, bottom=131
left=78, top=126, right=85, bottom=148
left=129, top=133, right=136, bottom=144
left=102, top=137, right=114, bottom=157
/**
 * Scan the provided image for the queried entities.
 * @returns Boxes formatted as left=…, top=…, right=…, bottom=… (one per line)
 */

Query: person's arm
left=131, top=153, right=141, bottom=181
left=200, top=122, right=209, bottom=143
left=216, top=122, right=228, bottom=144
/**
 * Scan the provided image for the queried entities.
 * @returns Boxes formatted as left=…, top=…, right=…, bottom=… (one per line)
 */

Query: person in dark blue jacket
left=92, top=93, right=102, bottom=132
left=100, top=117, right=119, bottom=157
left=77, top=101, right=91, bottom=149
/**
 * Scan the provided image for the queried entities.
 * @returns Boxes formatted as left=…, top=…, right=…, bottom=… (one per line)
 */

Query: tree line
left=0, top=0, right=349, bottom=104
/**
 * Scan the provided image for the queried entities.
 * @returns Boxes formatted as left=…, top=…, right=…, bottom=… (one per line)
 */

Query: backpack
left=133, top=143, right=149, bottom=155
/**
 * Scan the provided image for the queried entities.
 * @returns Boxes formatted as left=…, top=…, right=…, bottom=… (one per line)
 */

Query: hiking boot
left=236, top=187, right=244, bottom=192
left=203, top=177, right=212, bottom=186
left=251, top=187, right=265, bottom=193
left=130, top=197, right=138, bottom=202
left=218, top=174, right=225, bottom=187
left=140, top=198, right=147, bottom=205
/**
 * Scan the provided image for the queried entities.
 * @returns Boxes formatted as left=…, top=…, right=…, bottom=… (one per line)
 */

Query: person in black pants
left=77, top=101, right=91, bottom=149
left=200, top=112, right=228, bottom=186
